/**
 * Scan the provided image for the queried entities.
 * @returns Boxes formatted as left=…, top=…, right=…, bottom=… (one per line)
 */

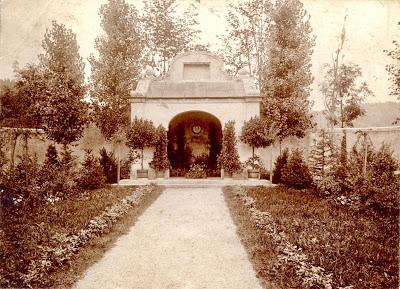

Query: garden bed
left=0, top=185, right=162, bottom=288
left=224, top=185, right=399, bottom=289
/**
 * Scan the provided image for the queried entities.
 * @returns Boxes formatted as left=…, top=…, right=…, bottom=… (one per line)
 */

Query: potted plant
left=240, top=116, right=273, bottom=179
left=150, top=125, right=170, bottom=178
left=244, top=155, right=263, bottom=179
left=126, top=117, right=156, bottom=178
left=218, top=121, right=242, bottom=179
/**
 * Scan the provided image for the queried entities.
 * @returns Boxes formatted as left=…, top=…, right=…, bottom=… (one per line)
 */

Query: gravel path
left=73, top=187, right=262, bottom=289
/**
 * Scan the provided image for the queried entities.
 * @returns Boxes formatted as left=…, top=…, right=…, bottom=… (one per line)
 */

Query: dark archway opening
left=168, top=111, right=222, bottom=177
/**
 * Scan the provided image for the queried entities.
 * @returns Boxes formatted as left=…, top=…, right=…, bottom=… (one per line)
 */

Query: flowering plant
left=185, top=164, right=207, bottom=179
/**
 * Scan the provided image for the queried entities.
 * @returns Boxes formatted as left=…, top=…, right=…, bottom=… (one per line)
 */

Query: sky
left=0, top=0, right=399, bottom=110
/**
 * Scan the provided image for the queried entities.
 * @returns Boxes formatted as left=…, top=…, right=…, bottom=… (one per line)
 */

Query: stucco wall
left=166, top=51, right=230, bottom=82
left=130, top=98, right=260, bottom=164
left=5, top=125, right=399, bottom=178
left=257, top=127, right=400, bottom=173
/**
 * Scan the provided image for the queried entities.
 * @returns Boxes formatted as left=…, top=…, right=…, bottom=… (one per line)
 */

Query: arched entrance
left=168, top=111, right=222, bottom=177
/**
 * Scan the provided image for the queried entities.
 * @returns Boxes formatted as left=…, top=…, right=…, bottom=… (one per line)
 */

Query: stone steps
left=117, top=177, right=272, bottom=187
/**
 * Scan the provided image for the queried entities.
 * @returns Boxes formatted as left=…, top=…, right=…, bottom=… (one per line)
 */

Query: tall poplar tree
left=220, top=0, right=271, bottom=80
left=385, top=21, right=400, bottom=123
left=40, top=21, right=88, bottom=151
left=261, top=0, right=315, bottom=147
left=141, top=0, right=200, bottom=75
left=89, top=0, right=142, bottom=141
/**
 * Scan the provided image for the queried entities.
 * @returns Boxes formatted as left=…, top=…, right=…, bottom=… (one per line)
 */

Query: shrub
left=369, top=144, right=398, bottom=187
left=314, top=175, right=342, bottom=196
left=38, top=148, right=78, bottom=200
left=346, top=143, right=399, bottom=212
left=170, top=167, right=188, bottom=177
left=120, top=157, right=132, bottom=179
left=99, top=148, right=117, bottom=183
left=0, top=155, right=42, bottom=213
left=44, top=144, right=59, bottom=166
left=185, top=164, right=207, bottom=179
left=260, top=167, right=271, bottom=180
left=77, top=150, right=106, bottom=190
left=193, top=153, right=209, bottom=166
left=0, top=140, right=7, bottom=182
left=281, top=149, right=313, bottom=189
left=272, top=148, right=289, bottom=184
left=218, top=121, right=242, bottom=174
left=150, top=125, right=170, bottom=171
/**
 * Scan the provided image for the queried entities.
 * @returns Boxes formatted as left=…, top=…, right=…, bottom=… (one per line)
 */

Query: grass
left=0, top=185, right=163, bottom=288
left=224, top=185, right=399, bottom=289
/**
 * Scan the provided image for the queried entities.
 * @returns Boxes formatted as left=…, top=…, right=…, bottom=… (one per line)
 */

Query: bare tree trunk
left=10, top=136, right=17, bottom=167
left=141, top=148, right=144, bottom=170
left=363, top=134, right=368, bottom=177
left=117, top=142, right=121, bottom=185
left=23, top=132, right=29, bottom=158
left=270, top=146, right=273, bottom=184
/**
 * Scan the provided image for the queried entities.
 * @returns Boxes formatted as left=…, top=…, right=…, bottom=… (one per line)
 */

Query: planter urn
left=137, top=169, right=148, bottom=179
left=221, top=169, right=232, bottom=179
left=247, top=169, right=260, bottom=179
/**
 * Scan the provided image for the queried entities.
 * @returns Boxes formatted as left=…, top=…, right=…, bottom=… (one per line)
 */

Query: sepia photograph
left=0, top=0, right=399, bottom=288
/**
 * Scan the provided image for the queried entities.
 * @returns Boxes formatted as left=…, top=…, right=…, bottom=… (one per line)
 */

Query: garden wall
left=4, top=125, right=399, bottom=177
left=258, top=126, right=400, bottom=172
left=4, top=125, right=131, bottom=165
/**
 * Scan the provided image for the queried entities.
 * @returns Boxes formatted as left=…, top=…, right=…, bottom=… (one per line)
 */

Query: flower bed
left=224, top=185, right=398, bottom=288
left=0, top=185, right=159, bottom=288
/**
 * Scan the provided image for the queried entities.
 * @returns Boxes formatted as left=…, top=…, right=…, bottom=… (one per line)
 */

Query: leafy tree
left=240, top=116, right=273, bottom=157
left=281, top=148, right=313, bottom=189
left=260, top=0, right=315, bottom=146
left=385, top=21, right=400, bottom=123
left=321, top=62, right=373, bottom=128
left=218, top=121, right=242, bottom=174
left=39, top=21, right=88, bottom=150
left=321, top=16, right=374, bottom=129
left=126, top=117, right=157, bottom=170
left=150, top=125, right=170, bottom=171
left=141, top=0, right=200, bottom=75
left=220, top=0, right=270, bottom=79
left=0, top=67, right=46, bottom=164
left=0, top=79, right=18, bottom=127
left=89, top=0, right=142, bottom=141
left=321, top=17, right=373, bottom=172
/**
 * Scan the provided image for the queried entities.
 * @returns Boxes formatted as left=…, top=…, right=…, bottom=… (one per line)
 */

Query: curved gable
left=166, top=51, right=230, bottom=82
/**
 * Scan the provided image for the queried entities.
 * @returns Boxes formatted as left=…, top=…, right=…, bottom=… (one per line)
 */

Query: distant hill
left=313, top=102, right=400, bottom=129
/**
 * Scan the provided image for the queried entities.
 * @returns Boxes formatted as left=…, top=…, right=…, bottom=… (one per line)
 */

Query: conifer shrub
left=272, top=148, right=289, bottom=184
left=218, top=121, right=242, bottom=174
left=150, top=125, right=170, bottom=171
left=281, top=149, right=313, bottom=189
left=347, top=143, right=399, bottom=212
left=44, top=144, right=59, bottom=166
left=99, top=148, right=117, bottom=183
left=39, top=145, right=74, bottom=200
left=77, top=149, right=106, bottom=190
